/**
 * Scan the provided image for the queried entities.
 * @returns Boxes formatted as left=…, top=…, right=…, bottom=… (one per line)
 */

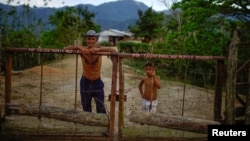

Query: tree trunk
left=129, top=110, right=221, bottom=134
left=7, top=104, right=109, bottom=126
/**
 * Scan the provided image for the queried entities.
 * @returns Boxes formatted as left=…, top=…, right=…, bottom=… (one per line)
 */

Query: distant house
left=98, top=29, right=133, bottom=46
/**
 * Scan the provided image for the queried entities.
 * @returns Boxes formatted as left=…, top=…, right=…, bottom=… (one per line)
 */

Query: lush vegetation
left=126, top=0, right=249, bottom=90
left=0, top=0, right=249, bottom=92
left=0, top=5, right=99, bottom=70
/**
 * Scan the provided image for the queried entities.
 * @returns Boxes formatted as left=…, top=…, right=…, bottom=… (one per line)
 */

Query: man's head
left=84, top=30, right=99, bottom=47
left=85, top=30, right=99, bottom=38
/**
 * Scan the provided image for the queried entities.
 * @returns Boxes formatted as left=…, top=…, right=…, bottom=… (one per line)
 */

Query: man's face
left=85, top=36, right=97, bottom=47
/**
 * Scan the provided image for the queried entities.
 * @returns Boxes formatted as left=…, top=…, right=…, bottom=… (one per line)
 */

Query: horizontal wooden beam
left=5, top=48, right=225, bottom=60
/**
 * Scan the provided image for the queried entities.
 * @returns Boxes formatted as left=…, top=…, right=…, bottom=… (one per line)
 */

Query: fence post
left=214, top=60, right=225, bottom=122
left=118, top=57, right=124, bottom=139
left=225, top=27, right=240, bottom=124
left=245, top=68, right=250, bottom=124
left=5, top=51, right=12, bottom=115
left=109, top=54, right=118, bottom=140
left=0, top=27, right=2, bottom=91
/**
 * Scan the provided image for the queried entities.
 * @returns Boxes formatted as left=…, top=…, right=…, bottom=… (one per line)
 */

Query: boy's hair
left=145, top=62, right=155, bottom=68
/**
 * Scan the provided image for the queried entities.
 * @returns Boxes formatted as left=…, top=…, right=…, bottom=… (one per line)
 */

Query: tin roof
left=99, top=29, right=133, bottom=37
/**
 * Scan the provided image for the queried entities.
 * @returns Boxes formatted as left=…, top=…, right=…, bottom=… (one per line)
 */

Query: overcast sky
left=0, top=0, right=179, bottom=11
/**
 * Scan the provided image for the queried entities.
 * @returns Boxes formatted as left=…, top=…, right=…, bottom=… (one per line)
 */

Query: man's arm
left=88, top=47, right=117, bottom=54
left=98, top=47, right=117, bottom=52
left=64, top=45, right=89, bottom=55
left=64, top=45, right=79, bottom=50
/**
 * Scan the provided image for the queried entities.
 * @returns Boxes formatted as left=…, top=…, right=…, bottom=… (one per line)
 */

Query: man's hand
left=88, top=47, right=100, bottom=54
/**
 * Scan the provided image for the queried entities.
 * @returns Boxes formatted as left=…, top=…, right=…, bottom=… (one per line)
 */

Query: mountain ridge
left=0, top=0, right=169, bottom=30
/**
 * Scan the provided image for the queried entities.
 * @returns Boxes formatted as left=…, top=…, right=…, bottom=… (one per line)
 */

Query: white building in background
left=98, top=29, right=133, bottom=46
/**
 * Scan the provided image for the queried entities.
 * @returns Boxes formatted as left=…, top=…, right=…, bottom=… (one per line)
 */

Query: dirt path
left=0, top=49, right=220, bottom=118
left=0, top=49, right=225, bottom=139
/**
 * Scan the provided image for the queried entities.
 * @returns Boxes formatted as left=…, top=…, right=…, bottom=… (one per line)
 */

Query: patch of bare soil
left=0, top=48, right=224, bottom=139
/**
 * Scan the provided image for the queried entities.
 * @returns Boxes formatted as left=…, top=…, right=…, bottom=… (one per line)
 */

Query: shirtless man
left=139, top=62, right=161, bottom=113
left=64, top=30, right=116, bottom=113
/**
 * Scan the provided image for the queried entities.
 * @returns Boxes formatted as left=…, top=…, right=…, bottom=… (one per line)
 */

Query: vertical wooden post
left=182, top=62, right=188, bottom=116
left=118, top=57, right=124, bottom=139
left=74, top=40, right=81, bottom=110
left=38, top=53, right=43, bottom=119
left=225, top=28, right=240, bottom=124
left=74, top=54, right=78, bottom=110
left=0, top=28, right=2, bottom=92
left=245, top=68, right=250, bottom=124
left=109, top=54, right=118, bottom=140
left=5, top=51, right=12, bottom=114
left=214, top=60, right=225, bottom=121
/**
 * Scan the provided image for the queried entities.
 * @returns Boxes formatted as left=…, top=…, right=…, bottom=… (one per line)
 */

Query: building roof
left=99, top=29, right=133, bottom=37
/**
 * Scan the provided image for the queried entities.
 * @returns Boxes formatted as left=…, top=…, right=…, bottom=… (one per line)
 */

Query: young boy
left=138, top=62, right=161, bottom=113
left=64, top=30, right=117, bottom=114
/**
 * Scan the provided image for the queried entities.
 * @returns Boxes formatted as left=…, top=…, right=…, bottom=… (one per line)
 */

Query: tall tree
left=154, top=0, right=233, bottom=87
left=46, top=6, right=99, bottom=48
left=129, top=7, right=165, bottom=43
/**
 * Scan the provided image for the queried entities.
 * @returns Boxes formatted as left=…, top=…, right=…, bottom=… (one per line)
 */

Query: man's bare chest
left=83, top=55, right=100, bottom=65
